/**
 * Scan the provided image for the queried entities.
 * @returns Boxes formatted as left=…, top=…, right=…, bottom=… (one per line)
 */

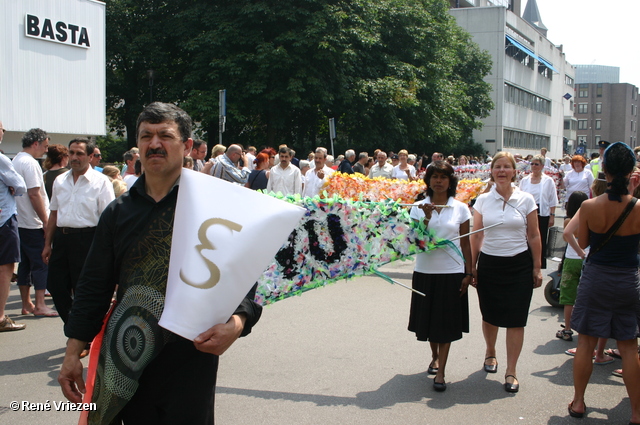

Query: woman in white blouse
left=563, top=155, right=593, bottom=206
left=470, top=151, right=542, bottom=394
left=519, top=154, right=558, bottom=269
left=409, top=161, right=472, bottom=392
left=392, top=149, right=417, bottom=180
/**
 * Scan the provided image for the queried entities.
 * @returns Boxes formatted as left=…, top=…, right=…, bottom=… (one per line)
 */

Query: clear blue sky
left=533, top=0, right=640, bottom=87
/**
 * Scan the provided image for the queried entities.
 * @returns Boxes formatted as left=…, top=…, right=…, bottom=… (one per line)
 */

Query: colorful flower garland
left=255, top=194, right=451, bottom=306
left=322, top=172, right=488, bottom=205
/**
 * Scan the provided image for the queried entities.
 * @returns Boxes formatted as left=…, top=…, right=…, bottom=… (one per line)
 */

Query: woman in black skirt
left=470, top=152, right=542, bottom=393
left=408, top=161, right=473, bottom=392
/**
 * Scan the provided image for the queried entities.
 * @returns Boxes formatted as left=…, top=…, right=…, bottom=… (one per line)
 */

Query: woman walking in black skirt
left=408, top=161, right=473, bottom=392
left=470, top=152, right=542, bottom=393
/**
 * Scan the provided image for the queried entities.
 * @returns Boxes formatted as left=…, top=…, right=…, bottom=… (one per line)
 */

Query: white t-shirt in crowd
left=12, top=151, right=49, bottom=229
left=392, top=164, right=416, bottom=180
left=123, top=174, right=139, bottom=191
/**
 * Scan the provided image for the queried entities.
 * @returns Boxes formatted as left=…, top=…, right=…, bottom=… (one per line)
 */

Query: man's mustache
left=146, top=148, right=167, bottom=157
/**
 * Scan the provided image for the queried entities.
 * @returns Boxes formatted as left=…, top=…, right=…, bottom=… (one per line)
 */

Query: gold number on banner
left=180, top=218, right=243, bottom=289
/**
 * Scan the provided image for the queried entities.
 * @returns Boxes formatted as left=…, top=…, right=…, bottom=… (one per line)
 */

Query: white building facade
left=0, top=0, right=105, bottom=156
left=450, top=5, right=575, bottom=160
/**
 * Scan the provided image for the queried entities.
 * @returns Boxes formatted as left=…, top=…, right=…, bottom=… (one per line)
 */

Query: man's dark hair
left=123, top=150, right=135, bottom=163
left=192, top=139, right=205, bottom=150
left=21, top=128, right=48, bottom=148
left=279, top=146, right=293, bottom=156
left=136, top=102, right=192, bottom=142
left=134, top=159, right=142, bottom=175
left=68, top=138, right=96, bottom=155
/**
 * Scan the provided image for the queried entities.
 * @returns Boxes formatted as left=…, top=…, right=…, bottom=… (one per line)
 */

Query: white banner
left=159, top=168, right=305, bottom=340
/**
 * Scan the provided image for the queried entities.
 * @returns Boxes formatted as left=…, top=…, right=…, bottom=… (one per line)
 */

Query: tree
left=105, top=0, right=493, bottom=156
left=95, top=134, right=128, bottom=164
left=106, top=0, right=192, bottom=147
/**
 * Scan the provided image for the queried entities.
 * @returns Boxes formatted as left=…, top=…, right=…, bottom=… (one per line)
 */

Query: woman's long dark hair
left=424, top=160, right=458, bottom=199
left=566, top=191, right=588, bottom=219
left=602, top=141, right=636, bottom=199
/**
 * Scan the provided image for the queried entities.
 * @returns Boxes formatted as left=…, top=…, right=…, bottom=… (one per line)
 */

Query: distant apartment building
left=573, top=82, right=639, bottom=152
left=449, top=0, right=575, bottom=159
left=575, top=65, right=620, bottom=85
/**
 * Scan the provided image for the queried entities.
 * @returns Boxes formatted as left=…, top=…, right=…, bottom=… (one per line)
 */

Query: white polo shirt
left=473, top=185, right=537, bottom=257
left=410, top=196, right=472, bottom=274
left=50, top=168, right=115, bottom=228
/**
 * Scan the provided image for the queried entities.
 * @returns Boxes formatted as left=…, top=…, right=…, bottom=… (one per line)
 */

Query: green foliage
left=95, top=134, right=129, bottom=164
left=105, top=0, right=493, bottom=156
left=448, top=138, right=486, bottom=158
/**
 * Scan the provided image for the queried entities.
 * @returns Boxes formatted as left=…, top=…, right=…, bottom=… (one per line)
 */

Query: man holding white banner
left=57, top=103, right=265, bottom=424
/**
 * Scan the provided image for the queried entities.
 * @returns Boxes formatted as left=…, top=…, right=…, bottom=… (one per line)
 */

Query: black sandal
left=568, top=401, right=586, bottom=418
left=556, top=328, right=574, bottom=341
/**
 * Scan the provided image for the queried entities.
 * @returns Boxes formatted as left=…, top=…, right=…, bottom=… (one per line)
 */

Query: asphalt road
left=0, top=257, right=634, bottom=425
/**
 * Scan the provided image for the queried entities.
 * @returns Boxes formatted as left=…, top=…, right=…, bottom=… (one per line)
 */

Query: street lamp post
left=147, top=69, right=154, bottom=103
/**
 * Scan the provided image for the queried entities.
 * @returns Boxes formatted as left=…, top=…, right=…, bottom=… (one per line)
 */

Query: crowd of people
left=1, top=107, right=640, bottom=424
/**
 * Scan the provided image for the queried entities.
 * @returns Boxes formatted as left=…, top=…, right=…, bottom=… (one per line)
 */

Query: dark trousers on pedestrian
left=47, top=228, right=95, bottom=323
left=538, top=215, right=550, bottom=269
left=17, top=228, right=48, bottom=290
left=118, top=338, right=219, bottom=425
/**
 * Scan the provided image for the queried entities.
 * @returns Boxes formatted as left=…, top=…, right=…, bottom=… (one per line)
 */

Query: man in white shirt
left=302, top=147, right=334, bottom=197
left=42, top=138, right=115, bottom=324
left=13, top=128, right=57, bottom=317
left=266, top=147, right=302, bottom=195
left=369, top=151, right=394, bottom=179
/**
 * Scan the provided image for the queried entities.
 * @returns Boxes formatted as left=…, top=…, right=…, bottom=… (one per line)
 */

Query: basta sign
left=25, top=14, right=90, bottom=48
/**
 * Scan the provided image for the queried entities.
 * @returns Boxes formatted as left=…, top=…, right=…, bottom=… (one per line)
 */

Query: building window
left=595, top=120, right=601, bottom=130
left=538, top=64, right=552, bottom=80
left=595, top=135, right=601, bottom=144
left=565, top=75, right=574, bottom=86
left=596, top=83, right=603, bottom=98
left=578, top=103, right=588, bottom=114
left=577, top=135, right=587, bottom=144
left=570, top=100, right=574, bottom=111
left=632, top=121, right=636, bottom=132
left=596, top=103, right=602, bottom=113
left=503, top=83, right=551, bottom=115
left=578, top=120, right=588, bottom=130
left=503, top=129, right=550, bottom=150
left=505, top=37, right=535, bottom=70
left=579, top=89, right=589, bottom=98
left=564, top=120, right=570, bottom=130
